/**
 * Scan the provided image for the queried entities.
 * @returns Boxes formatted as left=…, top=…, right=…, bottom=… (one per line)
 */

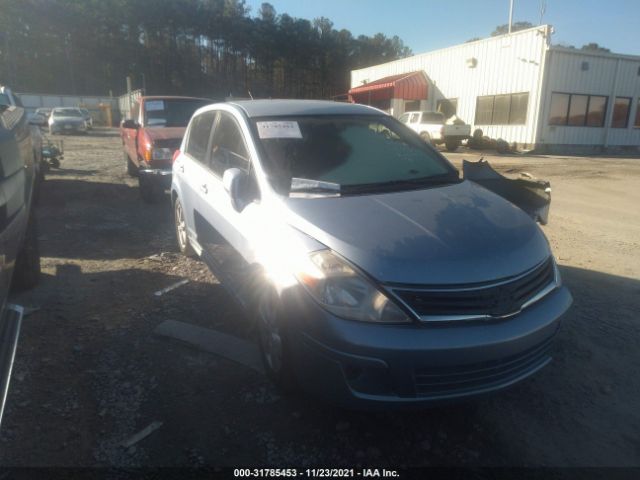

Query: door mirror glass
left=222, top=167, right=248, bottom=212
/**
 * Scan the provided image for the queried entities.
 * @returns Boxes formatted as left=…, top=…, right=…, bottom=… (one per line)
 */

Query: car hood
left=143, top=127, right=186, bottom=141
left=282, top=180, right=551, bottom=285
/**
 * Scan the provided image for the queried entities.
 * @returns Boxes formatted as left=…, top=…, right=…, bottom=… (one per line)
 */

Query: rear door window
left=185, top=111, right=216, bottom=162
left=421, top=112, right=445, bottom=124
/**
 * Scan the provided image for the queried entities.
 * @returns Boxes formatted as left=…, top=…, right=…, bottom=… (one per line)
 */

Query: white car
left=48, top=107, right=87, bottom=135
left=399, top=111, right=471, bottom=152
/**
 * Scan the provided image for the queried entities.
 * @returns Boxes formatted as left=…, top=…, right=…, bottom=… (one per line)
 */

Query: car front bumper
left=50, top=123, right=86, bottom=134
left=282, top=284, right=572, bottom=409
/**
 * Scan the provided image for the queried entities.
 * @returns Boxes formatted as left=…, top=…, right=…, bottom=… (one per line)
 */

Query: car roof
left=226, top=99, right=384, bottom=118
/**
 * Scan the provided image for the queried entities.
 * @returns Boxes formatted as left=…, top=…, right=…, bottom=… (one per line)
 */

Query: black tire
left=174, top=197, right=195, bottom=257
left=139, top=175, right=161, bottom=203
left=256, top=285, right=297, bottom=393
left=12, top=214, right=41, bottom=291
left=125, top=152, right=138, bottom=177
left=445, top=140, right=460, bottom=152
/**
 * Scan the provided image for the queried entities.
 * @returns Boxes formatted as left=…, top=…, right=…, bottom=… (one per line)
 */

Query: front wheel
left=420, top=132, right=431, bottom=144
left=125, top=152, right=138, bottom=177
left=174, top=197, right=195, bottom=257
left=12, top=214, right=41, bottom=291
left=256, top=286, right=297, bottom=392
left=445, top=140, right=460, bottom=152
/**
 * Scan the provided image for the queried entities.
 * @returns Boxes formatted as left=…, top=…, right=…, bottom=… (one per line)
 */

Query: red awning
left=348, top=71, right=428, bottom=103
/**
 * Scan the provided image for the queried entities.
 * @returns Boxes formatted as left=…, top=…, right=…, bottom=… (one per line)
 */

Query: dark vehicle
left=35, top=108, right=52, bottom=119
left=0, top=101, right=42, bottom=427
left=121, top=96, right=212, bottom=202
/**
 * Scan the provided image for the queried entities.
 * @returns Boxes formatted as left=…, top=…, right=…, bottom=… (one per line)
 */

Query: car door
left=175, top=110, right=217, bottom=242
left=196, top=110, right=257, bottom=259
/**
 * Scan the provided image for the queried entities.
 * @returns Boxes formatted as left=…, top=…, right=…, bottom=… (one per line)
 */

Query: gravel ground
left=0, top=129, right=638, bottom=468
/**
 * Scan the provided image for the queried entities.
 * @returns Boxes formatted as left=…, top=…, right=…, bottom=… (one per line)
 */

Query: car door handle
left=178, top=164, right=184, bottom=173
left=200, top=184, right=208, bottom=194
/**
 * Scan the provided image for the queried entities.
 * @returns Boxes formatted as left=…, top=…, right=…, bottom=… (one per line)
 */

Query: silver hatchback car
left=171, top=100, right=572, bottom=408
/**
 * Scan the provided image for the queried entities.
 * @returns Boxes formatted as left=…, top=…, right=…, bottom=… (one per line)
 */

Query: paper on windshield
left=145, top=100, right=165, bottom=112
left=256, top=121, right=302, bottom=139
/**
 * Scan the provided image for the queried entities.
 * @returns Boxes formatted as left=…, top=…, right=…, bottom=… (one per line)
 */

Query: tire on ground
left=125, top=152, right=138, bottom=177
left=12, top=214, right=41, bottom=291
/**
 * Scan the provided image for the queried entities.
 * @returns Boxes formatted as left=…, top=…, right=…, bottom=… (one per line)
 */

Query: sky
left=243, top=0, right=640, bottom=56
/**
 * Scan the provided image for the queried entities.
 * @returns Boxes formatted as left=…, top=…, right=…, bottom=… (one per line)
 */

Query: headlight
left=296, top=250, right=410, bottom=324
left=552, top=256, right=562, bottom=287
left=152, top=147, right=173, bottom=161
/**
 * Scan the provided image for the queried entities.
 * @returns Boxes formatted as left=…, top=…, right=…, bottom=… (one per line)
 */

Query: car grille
left=392, top=257, right=555, bottom=319
left=413, top=337, right=553, bottom=396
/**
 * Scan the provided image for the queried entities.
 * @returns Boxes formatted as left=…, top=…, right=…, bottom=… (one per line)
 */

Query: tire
left=445, top=140, right=460, bottom=152
left=420, top=132, right=431, bottom=144
left=174, top=197, right=195, bottom=257
left=139, top=175, right=161, bottom=203
left=12, top=214, right=41, bottom=291
left=256, top=285, right=297, bottom=392
left=125, top=152, right=138, bottom=177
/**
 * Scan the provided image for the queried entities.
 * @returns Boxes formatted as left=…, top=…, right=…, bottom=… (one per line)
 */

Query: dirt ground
left=0, top=129, right=638, bottom=468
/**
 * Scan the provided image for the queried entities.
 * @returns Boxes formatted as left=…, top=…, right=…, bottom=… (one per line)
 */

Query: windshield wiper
left=290, top=178, right=341, bottom=195
left=343, top=174, right=460, bottom=193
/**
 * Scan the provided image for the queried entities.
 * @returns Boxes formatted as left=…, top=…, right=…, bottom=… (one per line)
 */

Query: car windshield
left=54, top=108, right=83, bottom=117
left=144, top=99, right=210, bottom=127
left=252, top=114, right=458, bottom=195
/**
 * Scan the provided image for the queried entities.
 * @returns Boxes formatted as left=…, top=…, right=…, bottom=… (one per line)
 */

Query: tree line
left=0, top=0, right=412, bottom=99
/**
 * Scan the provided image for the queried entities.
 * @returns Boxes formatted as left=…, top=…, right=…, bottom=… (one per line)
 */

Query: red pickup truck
left=121, top=96, right=211, bottom=202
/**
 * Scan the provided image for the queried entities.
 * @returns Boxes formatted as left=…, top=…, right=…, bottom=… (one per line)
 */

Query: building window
left=404, top=100, right=420, bottom=112
left=635, top=99, right=640, bottom=128
left=437, top=98, right=458, bottom=118
left=611, top=97, right=631, bottom=128
left=474, top=93, right=529, bottom=125
left=549, top=92, right=607, bottom=127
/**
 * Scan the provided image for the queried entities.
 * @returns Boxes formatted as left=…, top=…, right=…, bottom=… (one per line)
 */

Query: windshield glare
left=144, top=99, right=210, bottom=127
left=253, top=115, right=457, bottom=194
left=54, top=109, right=82, bottom=117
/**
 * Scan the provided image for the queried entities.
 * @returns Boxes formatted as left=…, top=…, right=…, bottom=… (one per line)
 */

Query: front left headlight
left=295, top=249, right=411, bottom=324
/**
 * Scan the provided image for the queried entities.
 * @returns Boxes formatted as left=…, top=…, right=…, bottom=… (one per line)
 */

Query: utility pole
left=508, top=0, right=514, bottom=33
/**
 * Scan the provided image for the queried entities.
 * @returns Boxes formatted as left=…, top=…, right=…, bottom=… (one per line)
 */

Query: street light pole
left=508, top=0, right=514, bottom=34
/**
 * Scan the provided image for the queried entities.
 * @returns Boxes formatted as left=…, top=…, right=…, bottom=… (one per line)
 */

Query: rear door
left=176, top=110, right=217, bottom=240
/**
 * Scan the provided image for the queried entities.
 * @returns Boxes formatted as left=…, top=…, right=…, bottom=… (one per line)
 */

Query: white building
left=349, top=25, right=640, bottom=153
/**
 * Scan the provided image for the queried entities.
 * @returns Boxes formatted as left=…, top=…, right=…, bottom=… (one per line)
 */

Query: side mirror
left=222, top=168, right=248, bottom=212
left=122, top=119, right=139, bottom=129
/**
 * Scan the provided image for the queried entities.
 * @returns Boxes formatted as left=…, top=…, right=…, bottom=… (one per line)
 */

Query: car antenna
left=247, top=90, right=254, bottom=100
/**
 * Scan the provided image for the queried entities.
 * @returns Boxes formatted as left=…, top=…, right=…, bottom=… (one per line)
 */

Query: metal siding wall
left=351, top=28, right=550, bottom=144
left=539, top=49, right=640, bottom=146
